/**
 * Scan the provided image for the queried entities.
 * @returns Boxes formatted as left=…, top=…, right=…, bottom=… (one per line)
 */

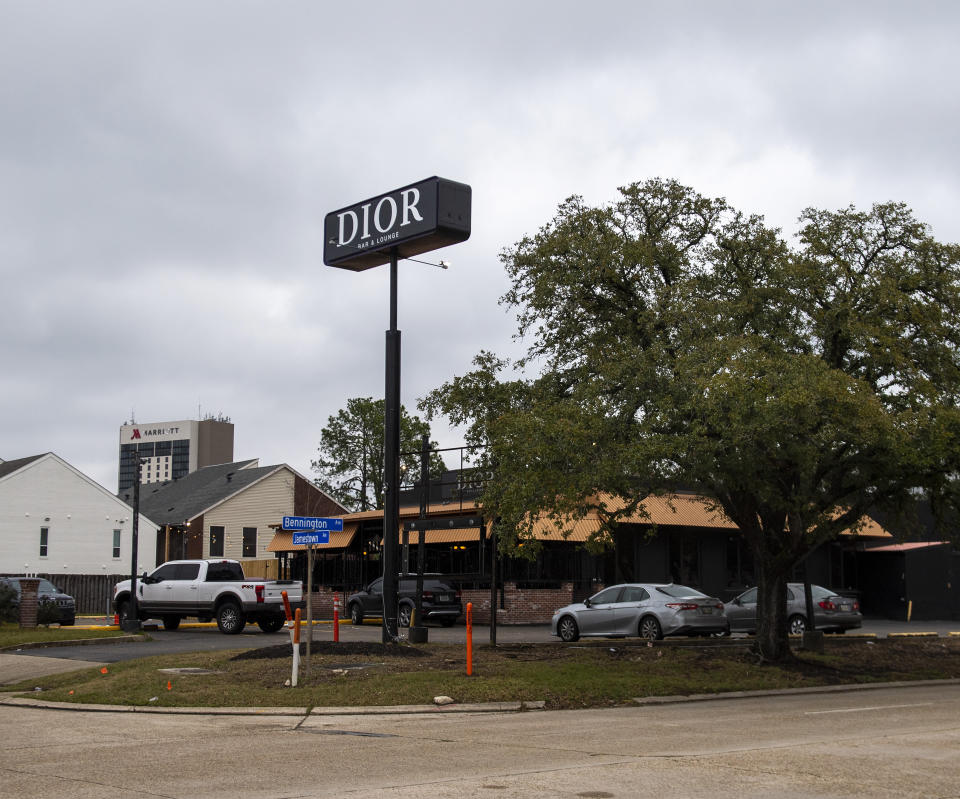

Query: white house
left=0, top=453, right=157, bottom=576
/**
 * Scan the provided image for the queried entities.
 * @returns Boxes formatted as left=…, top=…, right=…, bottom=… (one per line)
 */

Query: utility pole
left=123, top=457, right=143, bottom=632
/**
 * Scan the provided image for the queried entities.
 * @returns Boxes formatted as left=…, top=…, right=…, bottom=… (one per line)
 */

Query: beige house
left=119, top=459, right=346, bottom=573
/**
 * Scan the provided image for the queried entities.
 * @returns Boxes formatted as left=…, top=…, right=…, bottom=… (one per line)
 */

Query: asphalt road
left=1, top=682, right=958, bottom=798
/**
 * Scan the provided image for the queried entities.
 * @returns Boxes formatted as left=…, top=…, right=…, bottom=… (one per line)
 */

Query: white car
left=551, top=583, right=729, bottom=642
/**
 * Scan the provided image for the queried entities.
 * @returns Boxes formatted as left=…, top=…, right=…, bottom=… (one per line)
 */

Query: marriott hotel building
left=118, top=418, right=234, bottom=491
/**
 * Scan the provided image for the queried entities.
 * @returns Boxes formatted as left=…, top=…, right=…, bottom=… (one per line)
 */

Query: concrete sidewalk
left=0, top=652, right=107, bottom=685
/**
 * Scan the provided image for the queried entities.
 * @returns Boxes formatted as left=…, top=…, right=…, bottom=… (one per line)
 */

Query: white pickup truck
left=113, top=559, right=304, bottom=634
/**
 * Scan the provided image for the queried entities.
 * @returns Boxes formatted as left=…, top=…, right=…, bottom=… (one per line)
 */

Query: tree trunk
left=754, top=561, right=792, bottom=661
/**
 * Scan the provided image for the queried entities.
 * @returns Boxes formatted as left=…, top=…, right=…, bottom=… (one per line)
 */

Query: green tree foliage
left=311, top=397, right=446, bottom=512
left=423, top=178, right=960, bottom=661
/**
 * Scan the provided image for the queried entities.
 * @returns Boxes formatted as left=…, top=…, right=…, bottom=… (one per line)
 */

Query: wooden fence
left=2, top=573, right=127, bottom=616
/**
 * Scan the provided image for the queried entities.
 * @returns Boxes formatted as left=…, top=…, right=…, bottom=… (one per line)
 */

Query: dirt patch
left=231, top=640, right=431, bottom=661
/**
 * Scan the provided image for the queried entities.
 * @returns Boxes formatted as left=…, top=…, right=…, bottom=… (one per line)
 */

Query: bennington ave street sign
left=323, top=176, right=471, bottom=271
left=282, top=516, right=344, bottom=532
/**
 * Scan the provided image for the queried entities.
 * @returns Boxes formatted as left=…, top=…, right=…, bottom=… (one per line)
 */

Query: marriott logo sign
left=324, top=176, right=471, bottom=272
left=129, top=426, right=180, bottom=440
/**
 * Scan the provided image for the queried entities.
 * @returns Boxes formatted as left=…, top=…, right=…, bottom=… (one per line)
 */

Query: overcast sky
left=2, top=1, right=958, bottom=492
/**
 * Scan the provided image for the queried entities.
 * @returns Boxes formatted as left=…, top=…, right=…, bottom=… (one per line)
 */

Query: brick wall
left=461, top=583, right=580, bottom=625
left=302, top=586, right=345, bottom=620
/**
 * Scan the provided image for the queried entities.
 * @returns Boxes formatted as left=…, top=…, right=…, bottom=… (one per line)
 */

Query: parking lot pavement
left=72, top=616, right=960, bottom=640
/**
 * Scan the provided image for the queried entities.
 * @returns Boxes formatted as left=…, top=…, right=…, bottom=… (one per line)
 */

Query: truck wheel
left=349, top=603, right=363, bottom=625
left=117, top=601, right=133, bottom=626
left=258, top=616, right=285, bottom=633
left=216, top=601, right=245, bottom=634
left=162, top=615, right=181, bottom=631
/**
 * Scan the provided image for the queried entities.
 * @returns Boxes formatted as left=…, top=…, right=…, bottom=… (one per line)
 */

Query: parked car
left=347, top=574, right=463, bottom=627
left=551, top=583, right=729, bottom=642
left=723, top=583, right=862, bottom=635
left=0, top=577, right=76, bottom=625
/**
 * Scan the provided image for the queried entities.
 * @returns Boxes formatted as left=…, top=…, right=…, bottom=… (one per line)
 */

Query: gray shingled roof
left=0, top=454, right=46, bottom=481
left=118, top=459, right=276, bottom=525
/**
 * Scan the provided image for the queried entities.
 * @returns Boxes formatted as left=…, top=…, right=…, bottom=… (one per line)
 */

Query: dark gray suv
left=1, top=577, right=76, bottom=625
left=347, top=575, right=462, bottom=627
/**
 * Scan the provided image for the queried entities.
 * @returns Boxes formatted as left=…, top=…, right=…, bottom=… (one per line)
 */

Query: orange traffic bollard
left=466, top=602, right=473, bottom=676
left=281, top=590, right=293, bottom=622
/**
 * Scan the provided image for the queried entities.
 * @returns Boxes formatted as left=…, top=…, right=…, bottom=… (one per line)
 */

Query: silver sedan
left=724, top=583, right=863, bottom=635
left=551, top=583, right=729, bottom=642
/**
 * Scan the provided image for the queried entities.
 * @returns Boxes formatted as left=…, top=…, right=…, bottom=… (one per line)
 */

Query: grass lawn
left=4, top=637, right=959, bottom=710
left=0, top=623, right=129, bottom=649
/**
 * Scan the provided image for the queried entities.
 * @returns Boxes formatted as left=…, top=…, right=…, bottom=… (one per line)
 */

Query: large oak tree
left=423, top=179, right=960, bottom=660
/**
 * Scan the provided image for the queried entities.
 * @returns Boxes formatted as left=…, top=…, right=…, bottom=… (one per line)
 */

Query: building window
left=210, top=526, right=224, bottom=558
left=112, top=529, right=121, bottom=559
left=40, top=527, right=49, bottom=557
left=242, top=527, right=257, bottom=558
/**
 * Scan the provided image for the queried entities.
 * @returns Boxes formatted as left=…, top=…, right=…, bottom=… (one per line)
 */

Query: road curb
left=0, top=635, right=146, bottom=651
left=2, top=680, right=957, bottom=716
left=630, top=678, right=960, bottom=706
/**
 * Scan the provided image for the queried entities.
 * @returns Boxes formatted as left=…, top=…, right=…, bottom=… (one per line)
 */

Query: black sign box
left=324, top=176, right=471, bottom=271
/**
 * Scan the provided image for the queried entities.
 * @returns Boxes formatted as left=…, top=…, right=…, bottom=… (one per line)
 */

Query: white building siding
left=203, top=468, right=296, bottom=560
left=0, top=454, right=157, bottom=575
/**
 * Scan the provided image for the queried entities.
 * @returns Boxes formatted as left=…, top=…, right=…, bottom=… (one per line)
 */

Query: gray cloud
left=2, top=1, right=958, bottom=488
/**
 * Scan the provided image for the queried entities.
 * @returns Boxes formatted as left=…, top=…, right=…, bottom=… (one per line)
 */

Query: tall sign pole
left=323, top=177, right=471, bottom=645
left=382, top=247, right=401, bottom=641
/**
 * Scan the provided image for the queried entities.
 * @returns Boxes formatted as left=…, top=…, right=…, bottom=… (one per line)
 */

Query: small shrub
left=37, top=599, right=62, bottom=625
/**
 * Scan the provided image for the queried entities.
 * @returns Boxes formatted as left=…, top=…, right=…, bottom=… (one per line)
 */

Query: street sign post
left=281, top=516, right=344, bottom=667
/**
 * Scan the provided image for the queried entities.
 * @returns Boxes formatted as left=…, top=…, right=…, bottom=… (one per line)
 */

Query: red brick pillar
left=18, top=578, right=39, bottom=629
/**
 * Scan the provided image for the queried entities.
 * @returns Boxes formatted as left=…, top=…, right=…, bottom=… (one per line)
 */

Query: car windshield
left=655, top=584, right=707, bottom=598
left=36, top=579, right=59, bottom=593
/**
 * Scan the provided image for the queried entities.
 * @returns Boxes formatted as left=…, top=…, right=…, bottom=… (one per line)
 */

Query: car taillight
left=422, top=591, right=434, bottom=601
left=853, top=600, right=860, bottom=611
left=455, top=589, right=462, bottom=600
left=818, top=599, right=836, bottom=611
left=255, top=585, right=264, bottom=603
left=666, top=602, right=698, bottom=611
